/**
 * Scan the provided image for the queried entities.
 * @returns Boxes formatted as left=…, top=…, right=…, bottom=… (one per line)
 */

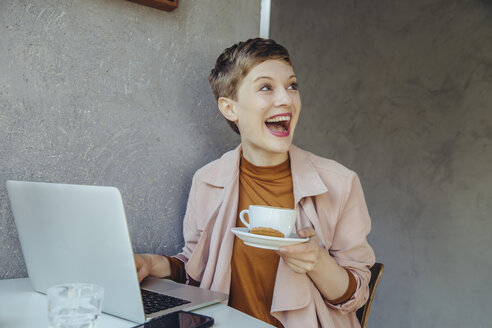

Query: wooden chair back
left=356, top=262, right=384, bottom=328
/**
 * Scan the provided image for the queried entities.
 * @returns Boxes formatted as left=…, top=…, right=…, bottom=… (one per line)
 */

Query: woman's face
left=231, top=59, right=301, bottom=166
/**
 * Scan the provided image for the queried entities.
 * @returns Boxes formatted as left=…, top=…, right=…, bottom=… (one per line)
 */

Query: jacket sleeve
left=326, top=173, right=375, bottom=314
left=174, top=173, right=200, bottom=265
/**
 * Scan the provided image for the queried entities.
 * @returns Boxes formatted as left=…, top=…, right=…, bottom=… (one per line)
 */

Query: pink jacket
left=176, top=145, right=375, bottom=328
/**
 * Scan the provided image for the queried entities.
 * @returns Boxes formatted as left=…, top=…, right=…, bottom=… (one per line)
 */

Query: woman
left=135, top=38, right=375, bottom=327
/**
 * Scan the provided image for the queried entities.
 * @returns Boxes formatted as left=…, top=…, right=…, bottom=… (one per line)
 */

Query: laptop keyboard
left=141, top=289, right=191, bottom=314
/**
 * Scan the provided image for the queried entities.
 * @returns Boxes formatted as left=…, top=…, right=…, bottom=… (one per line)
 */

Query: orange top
left=228, top=156, right=294, bottom=327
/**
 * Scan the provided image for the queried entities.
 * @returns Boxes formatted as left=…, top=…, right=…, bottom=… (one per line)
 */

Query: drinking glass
left=47, top=283, right=104, bottom=328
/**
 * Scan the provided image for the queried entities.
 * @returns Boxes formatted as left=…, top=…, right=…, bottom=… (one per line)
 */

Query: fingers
left=278, top=227, right=321, bottom=273
left=281, top=258, right=307, bottom=273
left=279, top=245, right=318, bottom=264
left=297, top=227, right=316, bottom=238
left=279, top=239, right=312, bottom=254
left=137, top=266, right=150, bottom=283
left=279, top=230, right=318, bottom=255
left=281, top=256, right=317, bottom=273
left=134, top=254, right=151, bottom=283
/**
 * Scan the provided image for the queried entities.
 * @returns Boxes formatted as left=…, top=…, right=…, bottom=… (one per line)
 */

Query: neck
left=241, top=147, right=289, bottom=167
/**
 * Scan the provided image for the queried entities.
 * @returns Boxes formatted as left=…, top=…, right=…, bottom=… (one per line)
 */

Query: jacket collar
left=201, top=145, right=242, bottom=188
left=201, top=144, right=328, bottom=202
left=289, top=145, right=328, bottom=204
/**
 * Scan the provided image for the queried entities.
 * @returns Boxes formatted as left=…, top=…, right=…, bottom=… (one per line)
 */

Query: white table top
left=0, top=278, right=273, bottom=328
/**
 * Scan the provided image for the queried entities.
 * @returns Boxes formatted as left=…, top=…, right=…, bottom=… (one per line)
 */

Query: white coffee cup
left=239, top=205, right=297, bottom=238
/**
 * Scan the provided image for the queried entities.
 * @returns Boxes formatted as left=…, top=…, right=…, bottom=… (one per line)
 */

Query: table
left=0, top=278, right=273, bottom=328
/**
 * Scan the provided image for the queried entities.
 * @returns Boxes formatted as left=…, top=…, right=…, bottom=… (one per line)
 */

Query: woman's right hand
left=134, top=254, right=153, bottom=282
left=134, top=254, right=171, bottom=283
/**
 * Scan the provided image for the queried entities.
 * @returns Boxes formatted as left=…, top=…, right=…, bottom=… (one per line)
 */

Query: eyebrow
left=253, top=74, right=297, bottom=82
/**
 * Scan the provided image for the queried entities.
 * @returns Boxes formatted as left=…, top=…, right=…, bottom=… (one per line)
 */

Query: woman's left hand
left=278, top=227, right=351, bottom=301
left=277, top=227, right=323, bottom=274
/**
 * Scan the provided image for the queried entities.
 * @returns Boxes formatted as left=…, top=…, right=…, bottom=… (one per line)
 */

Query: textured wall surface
left=0, top=0, right=258, bottom=279
left=271, top=0, right=492, bottom=327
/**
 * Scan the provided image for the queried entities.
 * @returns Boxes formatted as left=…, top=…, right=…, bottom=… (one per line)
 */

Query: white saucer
left=231, top=227, right=309, bottom=250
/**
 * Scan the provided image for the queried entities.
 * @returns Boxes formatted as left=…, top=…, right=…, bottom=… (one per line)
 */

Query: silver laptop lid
left=7, top=181, right=146, bottom=323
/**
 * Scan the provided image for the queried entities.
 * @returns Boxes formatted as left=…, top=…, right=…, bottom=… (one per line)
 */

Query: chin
left=266, top=139, right=293, bottom=154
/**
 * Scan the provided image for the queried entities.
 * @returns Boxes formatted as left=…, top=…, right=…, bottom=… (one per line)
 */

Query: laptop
left=6, top=180, right=228, bottom=324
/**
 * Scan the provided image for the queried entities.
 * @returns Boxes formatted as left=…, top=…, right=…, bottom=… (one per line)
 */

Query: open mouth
left=265, top=113, right=291, bottom=137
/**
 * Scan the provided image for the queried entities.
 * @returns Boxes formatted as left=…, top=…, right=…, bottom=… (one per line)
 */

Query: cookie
left=250, top=227, right=284, bottom=238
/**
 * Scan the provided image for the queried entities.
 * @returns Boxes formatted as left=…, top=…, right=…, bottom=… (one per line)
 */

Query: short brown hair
left=209, top=38, right=292, bottom=134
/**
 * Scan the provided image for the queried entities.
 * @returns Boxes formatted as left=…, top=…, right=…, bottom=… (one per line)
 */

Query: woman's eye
left=259, top=84, right=272, bottom=91
left=288, top=82, right=298, bottom=90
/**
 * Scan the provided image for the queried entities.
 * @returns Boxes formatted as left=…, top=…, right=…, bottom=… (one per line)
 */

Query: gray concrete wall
left=271, top=0, right=492, bottom=327
left=0, top=0, right=257, bottom=279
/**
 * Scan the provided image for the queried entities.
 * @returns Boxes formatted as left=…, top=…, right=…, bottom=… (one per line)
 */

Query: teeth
left=265, top=115, right=290, bottom=123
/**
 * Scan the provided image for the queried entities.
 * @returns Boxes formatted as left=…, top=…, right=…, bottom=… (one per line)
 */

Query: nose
left=274, top=87, right=293, bottom=107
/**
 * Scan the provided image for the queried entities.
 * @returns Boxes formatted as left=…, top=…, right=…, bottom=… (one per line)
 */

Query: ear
left=217, top=97, right=238, bottom=122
